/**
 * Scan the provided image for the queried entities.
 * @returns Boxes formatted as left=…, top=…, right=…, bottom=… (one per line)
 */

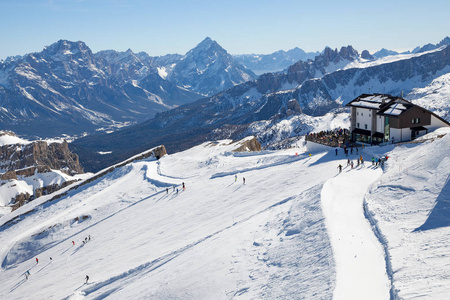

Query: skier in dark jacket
left=338, top=164, right=343, bottom=173
left=85, top=275, right=89, bottom=283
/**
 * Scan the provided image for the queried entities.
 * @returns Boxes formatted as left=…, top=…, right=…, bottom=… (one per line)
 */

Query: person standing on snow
left=235, top=175, right=237, bottom=182
left=243, top=177, right=246, bottom=184
left=182, top=182, right=185, bottom=190
left=335, top=148, right=338, bottom=156
left=338, top=164, right=343, bottom=173
left=85, top=275, right=89, bottom=284
left=36, top=258, right=38, bottom=264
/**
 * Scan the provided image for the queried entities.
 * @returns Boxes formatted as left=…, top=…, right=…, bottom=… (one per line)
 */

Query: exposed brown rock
left=11, top=192, right=31, bottom=211
left=1, top=171, right=17, bottom=180
left=0, top=139, right=83, bottom=175
left=233, top=137, right=261, bottom=152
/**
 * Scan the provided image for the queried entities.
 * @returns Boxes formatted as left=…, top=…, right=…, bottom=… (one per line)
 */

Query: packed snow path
left=321, top=164, right=390, bottom=300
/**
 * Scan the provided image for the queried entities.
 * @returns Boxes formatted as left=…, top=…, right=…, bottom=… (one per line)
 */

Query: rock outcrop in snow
left=232, top=137, right=262, bottom=152
left=0, top=133, right=86, bottom=211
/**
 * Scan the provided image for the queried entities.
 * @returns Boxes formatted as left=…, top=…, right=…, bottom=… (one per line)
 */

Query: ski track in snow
left=321, top=164, right=390, bottom=300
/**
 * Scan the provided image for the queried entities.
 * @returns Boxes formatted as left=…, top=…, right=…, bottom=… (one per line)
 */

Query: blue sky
left=1, top=0, right=449, bottom=59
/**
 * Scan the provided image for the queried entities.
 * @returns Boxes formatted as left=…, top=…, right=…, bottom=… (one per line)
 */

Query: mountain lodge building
left=346, top=94, right=450, bottom=144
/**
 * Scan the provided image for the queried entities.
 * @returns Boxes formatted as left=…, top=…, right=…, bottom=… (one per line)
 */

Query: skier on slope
left=335, top=148, right=338, bottom=156
left=338, top=164, right=342, bottom=173
left=36, top=258, right=38, bottom=264
left=85, top=275, right=89, bottom=284
left=235, top=175, right=237, bottom=182
left=243, top=177, right=246, bottom=184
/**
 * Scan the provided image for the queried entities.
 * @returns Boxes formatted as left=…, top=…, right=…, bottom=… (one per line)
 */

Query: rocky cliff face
left=0, top=139, right=83, bottom=174
left=0, top=133, right=86, bottom=210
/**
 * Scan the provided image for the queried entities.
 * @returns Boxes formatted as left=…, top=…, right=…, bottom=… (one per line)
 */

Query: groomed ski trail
left=321, top=164, right=390, bottom=300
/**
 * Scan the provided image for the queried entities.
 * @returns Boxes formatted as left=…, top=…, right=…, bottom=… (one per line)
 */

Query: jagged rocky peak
left=183, top=36, right=230, bottom=64
left=42, top=39, right=93, bottom=59
left=361, top=50, right=374, bottom=60
left=193, top=36, right=221, bottom=52
left=315, top=45, right=359, bottom=65
left=338, top=45, right=359, bottom=60
left=167, top=37, right=257, bottom=96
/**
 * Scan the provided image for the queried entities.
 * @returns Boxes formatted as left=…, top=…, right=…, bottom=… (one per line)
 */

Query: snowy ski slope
left=0, top=131, right=449, bottom=299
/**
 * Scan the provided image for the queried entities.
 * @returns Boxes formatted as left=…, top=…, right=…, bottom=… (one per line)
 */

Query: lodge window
left=412, top=118, right=421, bottom=124
left=365, top=124, right=368, bottom=129
left=357, top=122, right=360, bottom=128
left=357, top=112, right=359, bottom=115
left=369, top=114, right=371, bottom=117
left=361, top=113, right=363, bottom=116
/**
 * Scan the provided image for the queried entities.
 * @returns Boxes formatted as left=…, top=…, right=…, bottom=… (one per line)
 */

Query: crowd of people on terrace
left=305, top=128, right=351, bottom=148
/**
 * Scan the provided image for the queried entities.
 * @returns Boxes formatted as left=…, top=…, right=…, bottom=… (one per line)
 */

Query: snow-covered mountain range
left=167, top=37, right=257, bottom=96
left=0, top=38, right=254, bottom=137
left=373, top=36, right=450, bottom=58
left=71, top=43, right=450, bottom=172
left=234, top=47, right=320, bottom=75
left=1, top=129, right=449, bottom=299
